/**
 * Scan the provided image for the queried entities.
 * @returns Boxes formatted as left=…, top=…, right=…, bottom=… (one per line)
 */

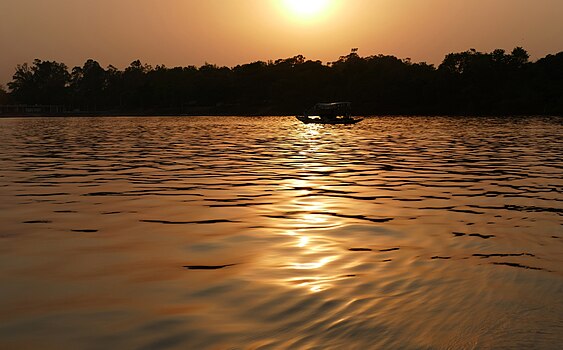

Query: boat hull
left=296, top=116, right=363, bottom=125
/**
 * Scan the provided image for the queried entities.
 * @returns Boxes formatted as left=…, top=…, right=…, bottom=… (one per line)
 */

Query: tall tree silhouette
left=70, top=59, right=108, bottom=111
left=8, top=59, right=70, bottom=105
left=0, top=85, right=9, bottom=104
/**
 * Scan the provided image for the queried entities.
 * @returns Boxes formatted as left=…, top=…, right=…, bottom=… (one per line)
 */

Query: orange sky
left=1, top=0, right=562, bottom=85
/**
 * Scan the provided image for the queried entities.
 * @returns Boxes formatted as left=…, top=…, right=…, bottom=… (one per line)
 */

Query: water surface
left=0, top=116, right=562, bottom=349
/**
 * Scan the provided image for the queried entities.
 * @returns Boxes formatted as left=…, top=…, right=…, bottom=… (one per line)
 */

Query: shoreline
left=1, top=113, right=561, bottom=118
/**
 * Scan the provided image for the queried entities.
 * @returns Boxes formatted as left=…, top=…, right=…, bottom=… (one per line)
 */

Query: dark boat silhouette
left=296, top=102, right=363, bottom=124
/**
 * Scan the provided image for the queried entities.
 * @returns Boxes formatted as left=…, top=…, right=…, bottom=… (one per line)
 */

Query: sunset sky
left=1, top=0, right=562, bottom=85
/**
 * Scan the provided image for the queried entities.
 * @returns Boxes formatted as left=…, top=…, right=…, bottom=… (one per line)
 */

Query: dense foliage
left=5, top=48, right=563, bottom=115
left=0, top=85, right=9, bottom=105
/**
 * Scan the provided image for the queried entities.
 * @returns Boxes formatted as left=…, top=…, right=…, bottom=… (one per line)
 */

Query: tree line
left=2, top=47, right=562, bottom=115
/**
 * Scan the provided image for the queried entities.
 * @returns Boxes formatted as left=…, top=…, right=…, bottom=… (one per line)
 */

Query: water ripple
left=0, top=116, right=562, bottom=349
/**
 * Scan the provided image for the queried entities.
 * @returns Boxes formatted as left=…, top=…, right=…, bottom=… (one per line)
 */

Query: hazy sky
left=1, top=0, right=562, bottom=85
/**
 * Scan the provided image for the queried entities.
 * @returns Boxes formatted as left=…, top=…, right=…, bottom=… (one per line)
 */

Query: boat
left=296, top=102, right=363, bottom=124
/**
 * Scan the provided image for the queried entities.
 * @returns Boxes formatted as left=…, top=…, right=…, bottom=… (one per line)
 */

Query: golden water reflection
left=275, top=179, right=346, bottom=293
left=0, top=116, right=562, bottom=349
left=291, top=256, right=336, bottom=270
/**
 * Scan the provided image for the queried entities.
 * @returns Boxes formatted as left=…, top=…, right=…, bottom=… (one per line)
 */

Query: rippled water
left=0, top=116, right=562, bottom=349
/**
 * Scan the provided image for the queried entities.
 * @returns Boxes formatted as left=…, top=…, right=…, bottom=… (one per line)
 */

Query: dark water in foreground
left=0, top=116, right=562, bottom=349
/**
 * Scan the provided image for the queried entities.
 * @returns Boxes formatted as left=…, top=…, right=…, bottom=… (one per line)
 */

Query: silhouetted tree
left=232, top=61, right=271, bottom=108
left=8, top=59, right=70, bottom=105
left=0, top=84, right=10, bottom=104
left=4, top=48, right=563, bottom=115
left=530, top=52, right=563, bottom=114
left=510, top=47, right=530, bottom=68
left=7, top=63, right=34, bottom=104
left=193, top=63, right=232, bottom=107
left=103, top=65, right=124, bottom=108
left=436, top=47, right=542, bottom=114
left=70, top=59, right=108, bottom=111
left=118, top=60, right=153, bottom=109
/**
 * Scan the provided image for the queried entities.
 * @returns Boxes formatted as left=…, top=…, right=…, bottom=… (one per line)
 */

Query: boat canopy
left=312, top=102, right=351, bottom=110
left=307, top=102, right=351, bottom=116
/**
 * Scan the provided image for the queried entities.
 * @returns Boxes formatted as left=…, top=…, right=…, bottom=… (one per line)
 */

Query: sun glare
left=283, top=0, right=331, bottom=18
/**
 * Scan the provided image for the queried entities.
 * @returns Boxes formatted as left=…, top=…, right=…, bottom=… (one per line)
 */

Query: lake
left=0, top=116, right=562, bottom=349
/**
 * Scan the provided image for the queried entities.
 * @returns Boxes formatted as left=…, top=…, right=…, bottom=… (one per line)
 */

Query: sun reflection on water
left=291, top=256, right=336, bottom=270
left=287, top=277, right=331, bottom=293
left=274, top=185, right=345, bottom=294
left=297, top=235, right=310, bottom=247
left=302, top=213, right=328, bottom=224
left=1, top=116, right=561, bottom=349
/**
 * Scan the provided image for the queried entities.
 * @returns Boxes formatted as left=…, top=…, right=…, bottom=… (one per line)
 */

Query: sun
left=283, top=0, right=331, bottom=17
